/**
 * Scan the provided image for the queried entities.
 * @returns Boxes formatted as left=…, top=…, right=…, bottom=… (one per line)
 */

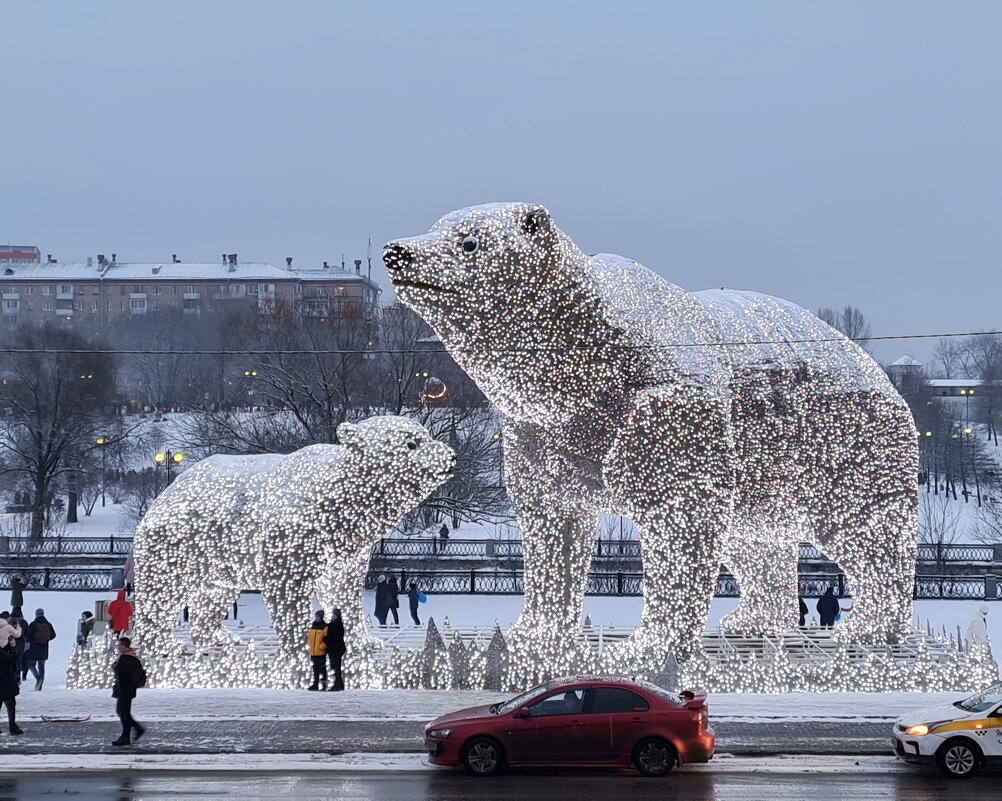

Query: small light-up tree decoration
left=385, top=202, right=920, bottom=686
left=130, top=415, right=455, bottom=684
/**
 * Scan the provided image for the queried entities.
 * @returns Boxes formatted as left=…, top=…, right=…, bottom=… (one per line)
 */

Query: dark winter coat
left=387, top=579, right=400, bottom=610
left=10, top=576, right=26, bottom=609
left=374, top=581, right=390, bottom=614
left=77, top=617, right=95, bottom=645
left=408, top=587, right=420, bottom=611
left=0, top=647, right=19, bottom=699
left=816, top=590, right=840, bottom=626
left=112, top=651, right=144, bottom=700
left=25, top=616, right=56, bottom=661
left=324, top=619, right=346, bottom=656
left=7, top=609, right=27, bottom=656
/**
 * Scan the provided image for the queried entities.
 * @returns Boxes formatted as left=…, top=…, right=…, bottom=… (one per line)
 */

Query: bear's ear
left=336, top=422, right=359, bottom=447
left=521, top=205, right=552, bottom=237
left=520, top=204, right=559, bottom=255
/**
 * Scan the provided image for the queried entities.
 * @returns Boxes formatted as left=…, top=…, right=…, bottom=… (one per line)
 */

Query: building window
left=42, top=286, right=52, bottom=296
left=130, top=298, right=147, bottom=312
left=106, top=301, right=112, bottom=311
left=186, top=285, right=196, bottom=294
left=91, top=301, right=99, bottom=311
left=92, top=286, right=99, bottom=294
left=2, top=299, right=18, bottom=311
left=120, top=286, right=126, bottom=295
left=153, top=301, right=162, bottom=311
left=133, top=285, right=145, bottom=294
left=153, top=286, right=161, bottom=295
left=25, top=301, right=33, bottom=311
left=42, top=301, right=52, bottom=311
left=59, top=284, right=73, bottom=294
left=170, top=285, right=180, bottom=295
left=24, top=286, right=33, bottom=295
left=120, top=301, right=126, bottom=311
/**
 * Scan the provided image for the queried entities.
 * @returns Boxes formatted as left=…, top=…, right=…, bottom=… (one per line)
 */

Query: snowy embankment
left=7, top=686, right=969, bottom=725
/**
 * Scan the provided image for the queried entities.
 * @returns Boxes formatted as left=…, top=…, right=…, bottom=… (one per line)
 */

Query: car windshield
left=956, top=683, right=1002, bottom=713
left=496, top=683, right=552, bottom=715
left=633, top=679, right=684, bottom=706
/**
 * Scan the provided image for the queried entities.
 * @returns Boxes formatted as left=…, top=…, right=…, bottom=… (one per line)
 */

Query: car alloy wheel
left=634, top=737, right=675, bottom=777
left=938, top=740, right=979, bottom=778
left=462, top=737, right=502, bottom=777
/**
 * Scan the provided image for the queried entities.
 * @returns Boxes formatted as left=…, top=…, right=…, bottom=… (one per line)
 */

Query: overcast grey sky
left=2, top=1, right=999, bottom=363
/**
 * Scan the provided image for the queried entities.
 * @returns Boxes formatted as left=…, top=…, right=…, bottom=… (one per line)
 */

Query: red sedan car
left=424, top=676, right=713, bottom=777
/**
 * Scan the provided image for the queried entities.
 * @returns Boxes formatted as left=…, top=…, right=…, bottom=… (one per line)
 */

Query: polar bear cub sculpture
left=385, top=202, right=918, bottom=682
left=133, top=416, right=454, bottom=670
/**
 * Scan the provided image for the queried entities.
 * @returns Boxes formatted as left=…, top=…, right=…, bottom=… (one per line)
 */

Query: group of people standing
left=1, top=573, right=58, bottom=735
left=373, top=575, right=424, bottom=626
left=306, top=608, right=346, bottom=691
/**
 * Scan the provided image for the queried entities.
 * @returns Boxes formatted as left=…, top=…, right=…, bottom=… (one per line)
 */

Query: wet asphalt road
left=0, top=719, right=894, bottom=755
left=3, top=771, right=1000, bottom=801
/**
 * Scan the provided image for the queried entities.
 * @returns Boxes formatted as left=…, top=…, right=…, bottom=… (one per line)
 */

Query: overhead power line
left=0, top=328, right=1000, bottom=357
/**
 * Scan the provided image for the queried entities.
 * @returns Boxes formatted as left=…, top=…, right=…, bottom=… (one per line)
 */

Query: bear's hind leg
left=261, top=579, right=313, bottom=688
left=812, top=491, right=917, bottom=644
left=719, top=525, right=801, bottom=635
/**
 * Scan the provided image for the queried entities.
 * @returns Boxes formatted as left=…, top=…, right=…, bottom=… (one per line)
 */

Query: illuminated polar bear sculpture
left=133, top=416, right=454, bottom=675
left=385, top=203, right=918, bottom=682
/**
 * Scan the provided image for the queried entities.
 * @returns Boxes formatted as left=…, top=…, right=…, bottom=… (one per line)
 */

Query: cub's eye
left=461, top=235, right=478, bottom=253
left=406, top=440, right=419, bottom=451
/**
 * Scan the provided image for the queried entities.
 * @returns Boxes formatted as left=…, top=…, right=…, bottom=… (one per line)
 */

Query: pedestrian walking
left=324, top=609, right=346, bottom=691
left=1, top=633, right=23, bottom=735
left=8, top=607, right=27, bottom=683
left=387, top=577, right=400, bottom=626
left=111, top=636, right=147, bottom=746
left=307, top=611, right=328, bottom=691
left=967, top=604, right=990, bottom=648
left=816, top=587, right=840, bottom=628
left=407, top=581, right=422, bottom=626
left=24, top=609, right=55, bottom=690
left=438, top=523, right=449, bottom=552
left=10, top=573, right=26, bottom=609
left=374, top=575, right=389, bottom=625
left=77, top=611, right=95, bottom=649
left=108, top=590, right=133, bottom=635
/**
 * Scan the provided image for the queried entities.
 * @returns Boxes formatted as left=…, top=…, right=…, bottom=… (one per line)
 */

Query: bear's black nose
left=382, top=243, right=413, bottom=272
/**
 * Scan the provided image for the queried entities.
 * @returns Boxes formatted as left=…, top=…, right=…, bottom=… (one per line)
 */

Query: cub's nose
left=382, top=243, right=413, bottom=272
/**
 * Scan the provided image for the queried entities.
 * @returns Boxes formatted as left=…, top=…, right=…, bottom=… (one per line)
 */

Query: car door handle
left=572, top=720, right=583, bottom=726
left=632, top=717, right=644, bottom=723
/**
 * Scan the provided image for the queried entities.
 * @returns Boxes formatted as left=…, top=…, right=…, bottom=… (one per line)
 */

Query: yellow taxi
left=893, top=683, right=1002, bottom=778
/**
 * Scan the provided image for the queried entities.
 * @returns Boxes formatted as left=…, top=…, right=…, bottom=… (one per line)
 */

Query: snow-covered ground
left=5, top=686, right=970, bottom=724
left=19, top=590, right=1000, bottom=689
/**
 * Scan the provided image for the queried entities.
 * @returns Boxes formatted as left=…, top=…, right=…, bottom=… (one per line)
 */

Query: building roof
left=1, top=261, right=295, bottom=281
left=927, top=378, right=983, bottom=387
left=890, top=355, right=923, bottom=367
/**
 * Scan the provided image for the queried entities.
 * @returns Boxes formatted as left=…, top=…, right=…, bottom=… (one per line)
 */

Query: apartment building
left=1, top=254, right=381, bottom=324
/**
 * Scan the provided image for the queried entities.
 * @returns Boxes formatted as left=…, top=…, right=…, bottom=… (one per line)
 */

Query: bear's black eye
left=406, top=440, right=419, bottom=451
left=461, top=235, right=478, bottom=254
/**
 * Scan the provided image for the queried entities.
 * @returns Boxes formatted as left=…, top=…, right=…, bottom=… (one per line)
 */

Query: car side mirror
left=990, top=705, right=1002, bottom=718
left=516, top=708, right=532, bottom=719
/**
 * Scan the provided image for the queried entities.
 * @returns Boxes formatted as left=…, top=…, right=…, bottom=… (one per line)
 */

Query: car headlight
left=428, top=728, right=452, bottom=739
left=904, top=720, right=951, bottom=736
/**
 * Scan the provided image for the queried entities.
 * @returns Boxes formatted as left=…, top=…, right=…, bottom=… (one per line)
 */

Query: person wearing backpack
left=112, top=636, right=146, bottom=746
left=24, top=609, right=56, bottom=691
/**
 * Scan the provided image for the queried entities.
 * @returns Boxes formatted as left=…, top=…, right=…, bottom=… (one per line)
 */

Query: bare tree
left=816, top=305, right=873, bottom=350
left=0, top=326, right=118, bottom=538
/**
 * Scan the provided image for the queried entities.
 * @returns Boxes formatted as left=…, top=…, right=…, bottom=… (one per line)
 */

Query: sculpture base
left=67, top=620, right=998, bottom=694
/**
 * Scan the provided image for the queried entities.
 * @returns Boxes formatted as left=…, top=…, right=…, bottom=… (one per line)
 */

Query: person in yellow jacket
left=306, top=611, right=328, bottom=691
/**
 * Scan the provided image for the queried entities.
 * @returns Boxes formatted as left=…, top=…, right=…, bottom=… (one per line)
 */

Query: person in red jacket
left=108, top=591, right=133, bottom=635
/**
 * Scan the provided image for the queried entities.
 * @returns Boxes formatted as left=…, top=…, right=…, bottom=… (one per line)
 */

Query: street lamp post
left=154, top=449, right=185, bottom=487
left=95, top=437, right=108, bottom=507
